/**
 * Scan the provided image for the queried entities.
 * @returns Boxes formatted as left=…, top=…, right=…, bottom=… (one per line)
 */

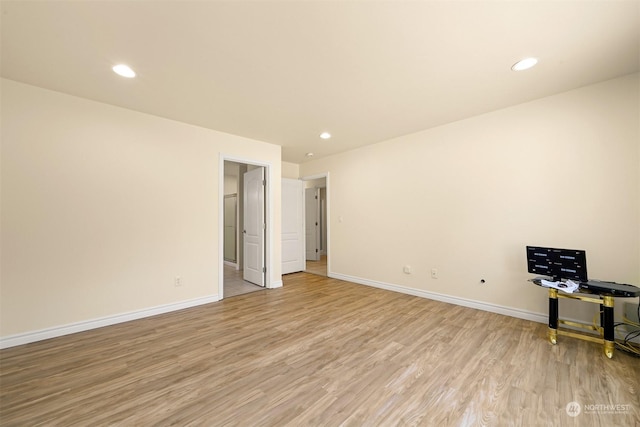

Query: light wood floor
left=1, top=273, right=639, bottom=426
left=305, top=255, right=327, bottom=277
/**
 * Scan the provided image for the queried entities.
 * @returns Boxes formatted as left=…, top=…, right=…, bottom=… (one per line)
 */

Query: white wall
left=1, top=79, right=282, bottom=341
left=300, top=74, right=639, bottom=322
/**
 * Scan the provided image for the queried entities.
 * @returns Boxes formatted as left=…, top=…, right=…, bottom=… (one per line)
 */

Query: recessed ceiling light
left=319, top=132, right=331, bottom=139
left=306, top=152, right=314, bottom=157
left=112, top=64, right=136, bottom=78
left=511, top=57, right=538, bottom=71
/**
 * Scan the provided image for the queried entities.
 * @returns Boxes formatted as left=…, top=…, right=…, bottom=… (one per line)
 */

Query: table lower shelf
left=548, top=326, right=615, bottom=358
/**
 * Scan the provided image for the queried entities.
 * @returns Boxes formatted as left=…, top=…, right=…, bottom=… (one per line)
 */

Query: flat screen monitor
left=526, top=246, right=588, bottom=282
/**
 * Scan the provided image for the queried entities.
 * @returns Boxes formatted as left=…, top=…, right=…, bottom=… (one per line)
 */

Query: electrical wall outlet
left=431, top=268, right=438, bottom=279
left=175, top=276, right=182, bottom=287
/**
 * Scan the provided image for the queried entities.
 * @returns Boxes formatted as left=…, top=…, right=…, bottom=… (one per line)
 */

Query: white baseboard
left=224, top=261, right=238, bottom=269
left=4, top=273, right=634, bottom=350
left=329, top=272, right=549, bottom=324
left=0, top=295, right=220, bottom=349
left=329, top=272, right=640, bottom=344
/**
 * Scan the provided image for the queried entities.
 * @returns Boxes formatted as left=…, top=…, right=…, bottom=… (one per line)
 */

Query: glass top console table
left=531, top=278, right=640, bottom=358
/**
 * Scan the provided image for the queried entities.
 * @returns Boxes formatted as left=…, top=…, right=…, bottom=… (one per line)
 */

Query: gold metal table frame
left=547, top=288, right=615, bottom=358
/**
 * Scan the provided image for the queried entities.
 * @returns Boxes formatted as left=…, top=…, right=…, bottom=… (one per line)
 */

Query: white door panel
left=282, top=179, right=304, bottom=274
left=243, top=167, right=265, bottom=286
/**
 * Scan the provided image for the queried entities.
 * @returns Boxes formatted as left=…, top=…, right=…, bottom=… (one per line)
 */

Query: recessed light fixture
left=305, top=152, right=314, bottom=157
left=511, top=57, right=538, bottom=71
left=112, top=64, right=136, bottom=78
left=319, top=132, right=331, bottom=139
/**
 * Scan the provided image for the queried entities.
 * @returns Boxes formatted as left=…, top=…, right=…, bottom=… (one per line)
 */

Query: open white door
left=305, top=187, right=320, bottom=261
left=282, top=179, right=304, bottom=274
left=243, top=167, right=265, bottom=286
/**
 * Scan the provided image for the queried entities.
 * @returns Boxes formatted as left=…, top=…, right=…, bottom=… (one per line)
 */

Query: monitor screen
left=526, top=246, right=588, bottom=282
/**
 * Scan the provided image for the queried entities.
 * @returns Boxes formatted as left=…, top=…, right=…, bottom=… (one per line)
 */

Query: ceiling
left=2, top=1, right=638, bottom=164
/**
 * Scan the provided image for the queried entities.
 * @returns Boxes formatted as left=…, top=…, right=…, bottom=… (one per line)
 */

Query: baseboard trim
left=4, top=274, right=632, bottom=349
left=224, top=261, right=238, bottom=269
left=329, top=272, right=548, bottom=324
left=329, top=272, right=640, bottom=343
left=0, top=295, right=220, bottom=349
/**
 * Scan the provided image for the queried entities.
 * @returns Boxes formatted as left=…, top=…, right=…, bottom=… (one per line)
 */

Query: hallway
left=304, top=255, right=327, bottom=277
left=223, top=264, right=264, bottom=298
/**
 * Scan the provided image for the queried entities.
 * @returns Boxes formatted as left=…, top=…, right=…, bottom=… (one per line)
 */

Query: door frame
left=219, top=155, right=275, bottom=299
left=301, top=172, right=331, bottom=276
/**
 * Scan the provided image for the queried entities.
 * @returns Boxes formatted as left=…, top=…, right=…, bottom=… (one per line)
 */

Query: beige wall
left=282, top=161, right=300, bottom=179
left=224, top=162, right=239, bottom=195
left=304, top=178, right=326, bottom=189
left=1, top=79, right=282, bottom=339
left=300, top=74, right=639, bottom=321
left=3, top=74, right=637, bottom=341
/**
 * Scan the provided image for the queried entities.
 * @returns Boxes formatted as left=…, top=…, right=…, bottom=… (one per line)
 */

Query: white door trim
left=219, top=155, right=274, bottom=299
left=301, top=172, right=330, bottom=276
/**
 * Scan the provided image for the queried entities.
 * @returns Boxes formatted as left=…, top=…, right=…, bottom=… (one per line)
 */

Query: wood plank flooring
left=305, top=255, right=327, bottom=277
left=1, top=273, right=639, bottom=426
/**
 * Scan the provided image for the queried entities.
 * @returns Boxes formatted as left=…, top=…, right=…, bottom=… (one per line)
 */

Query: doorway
left=281, top=178, right=305, bottom=275
left=302, top=174, right=329, bottom=277
left=220, top=158, right=272, bottom=299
